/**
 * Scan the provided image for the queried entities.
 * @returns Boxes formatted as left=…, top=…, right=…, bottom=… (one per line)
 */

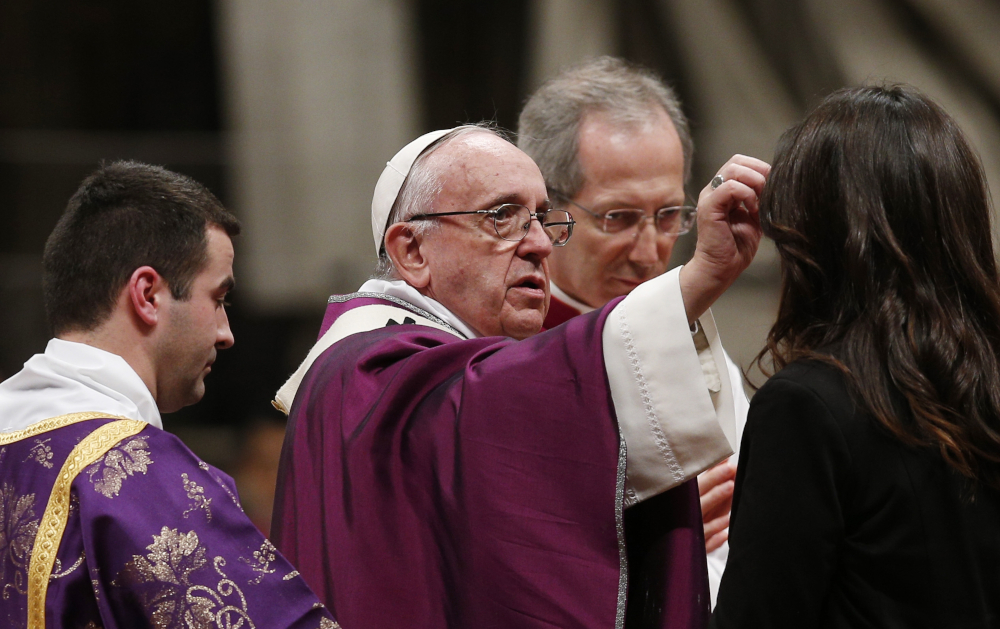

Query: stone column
left=527, top=0, right=616, bottom=89
left=217, top=0, right=420, bottom=312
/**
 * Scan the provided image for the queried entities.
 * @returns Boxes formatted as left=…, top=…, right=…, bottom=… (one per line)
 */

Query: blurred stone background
left=2, top=0, right=998, bottom=533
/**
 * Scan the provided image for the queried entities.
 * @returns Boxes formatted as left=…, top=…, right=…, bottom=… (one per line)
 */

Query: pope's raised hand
left=679, top=154, right=770, bottom=324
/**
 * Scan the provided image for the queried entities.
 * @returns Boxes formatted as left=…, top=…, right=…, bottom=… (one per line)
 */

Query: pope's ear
left=384, top=222, right=431, bottom=288
left=127, top=266, right=169, bottom=327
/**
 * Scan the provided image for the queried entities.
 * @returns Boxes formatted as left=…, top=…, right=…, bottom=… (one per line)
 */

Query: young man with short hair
left=0, top=161, right=337, bottom=629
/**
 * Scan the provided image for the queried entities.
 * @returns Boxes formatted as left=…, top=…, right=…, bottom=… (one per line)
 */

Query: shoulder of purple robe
left=275, top=306, right=637, bottom=628
left=0, top=414, right=132, bottom=628
left=79, top=423, right=340, bottom=629
left=317, top=293, right=464, bottom=338
left=0, top=415, right=339, bottom=629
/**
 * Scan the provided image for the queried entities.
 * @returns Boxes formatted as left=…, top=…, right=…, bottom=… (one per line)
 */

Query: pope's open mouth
left=510, top=277, right=546, bottom=299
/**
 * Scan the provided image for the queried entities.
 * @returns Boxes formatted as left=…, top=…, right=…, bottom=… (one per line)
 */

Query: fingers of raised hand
left=700, top=173, right=764, bottom=216
left=701, top=156, right=771, bottom=215
left=718, top=154, right=771, bottom=184
left=720, top=162, right=768, bottom=199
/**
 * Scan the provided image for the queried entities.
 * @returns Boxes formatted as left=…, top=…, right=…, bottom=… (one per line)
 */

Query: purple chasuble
left=272, top=294, right=710, bottom=629
left=0, top=414, right=338, bottom=629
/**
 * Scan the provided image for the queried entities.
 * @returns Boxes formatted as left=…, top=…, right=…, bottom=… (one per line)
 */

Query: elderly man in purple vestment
left=0, top=162, right=338, bottom=629
left=271, top=124, right=769, bottom=629
left=518, top=57, right=748, bottom=607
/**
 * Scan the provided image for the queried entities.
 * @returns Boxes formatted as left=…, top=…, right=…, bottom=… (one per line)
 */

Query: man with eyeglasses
left=271, top=123, right=767, bottom=629
left=518, top=56, right=759, bottom=608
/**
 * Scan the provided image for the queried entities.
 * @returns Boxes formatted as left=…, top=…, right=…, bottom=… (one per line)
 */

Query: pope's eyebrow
left=481, top=193, right=549, bottom=211
left=219, top=276, right=236, bottom=293
left=479, top=193, right=522, bottom=209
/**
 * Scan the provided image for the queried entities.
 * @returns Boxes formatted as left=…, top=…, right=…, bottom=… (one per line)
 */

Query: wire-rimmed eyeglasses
left=551, top=191, right=696, bottom=237
left=407, top=203, right=575, bottom=246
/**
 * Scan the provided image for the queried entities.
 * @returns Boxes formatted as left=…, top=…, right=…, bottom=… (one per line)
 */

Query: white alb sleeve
left=602, top=266, right=737, bottom=507
left=705, top=350, right=750, bottom=608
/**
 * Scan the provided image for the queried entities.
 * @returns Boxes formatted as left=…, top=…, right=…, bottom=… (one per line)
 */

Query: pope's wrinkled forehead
left=424, top=131, right=549, bottom=210
left=451, top=129, right=521, bottom=155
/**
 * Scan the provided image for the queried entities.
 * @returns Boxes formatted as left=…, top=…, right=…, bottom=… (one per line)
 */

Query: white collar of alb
left=550, top=282, right=597, bottom=314
left=357, top=279, right=481, bottom=339
left=0, top=338, right=162, bottom=433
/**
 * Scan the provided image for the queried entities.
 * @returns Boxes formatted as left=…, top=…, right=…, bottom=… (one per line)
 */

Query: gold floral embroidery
left=28, top=419, right=147, bottom=629
left=319, top=619, right=341, bottom=629
left=91, top=567, right=101, bottom=603
left=85, top=436, right=153, bottom=498
left=0, top=483, right=40, bottom=600
left=24, top=439, right=54, bottom=469
left=116, top=527, right=257, bottom=629
left=181, top=474, right=212, bottom=522
left=49, top=553, right=85, bottom=581
left=213, top=475, right=243, bottom=512
left=116, top=527, right=206, bottom=627
left=198, top=461, right=210, bottom=472
left=240, top=540, right=277, bottom=585
left=282, top=570, right=299, bottom=581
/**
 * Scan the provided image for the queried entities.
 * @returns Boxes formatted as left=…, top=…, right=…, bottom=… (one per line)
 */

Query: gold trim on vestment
left=26, top=419, right=146, bottom=629
left=0, top=412, right=129, bottom=445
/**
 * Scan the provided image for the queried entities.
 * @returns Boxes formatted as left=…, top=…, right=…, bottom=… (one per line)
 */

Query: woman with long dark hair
left=711, top=85, right=1000, bottom=627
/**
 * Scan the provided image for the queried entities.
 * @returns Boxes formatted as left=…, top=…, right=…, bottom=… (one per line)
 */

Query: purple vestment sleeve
left=0, top=416, right=338, bottom=629
left=272, top=295, right=709, bottom=629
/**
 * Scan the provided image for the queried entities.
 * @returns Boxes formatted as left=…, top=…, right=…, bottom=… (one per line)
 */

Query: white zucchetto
left=370, top=127, right=456, bottom=255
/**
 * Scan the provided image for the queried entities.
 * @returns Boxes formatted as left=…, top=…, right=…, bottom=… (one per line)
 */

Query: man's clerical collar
left=550, top=282, right=596, bottom=314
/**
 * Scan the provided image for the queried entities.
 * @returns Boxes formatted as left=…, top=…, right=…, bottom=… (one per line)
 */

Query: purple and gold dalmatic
left=0, top=413, right=338, bottom=629
left=272, top=294, right=709, bottom=629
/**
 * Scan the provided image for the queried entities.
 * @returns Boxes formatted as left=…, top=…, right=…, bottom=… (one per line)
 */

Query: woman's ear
left=384, top=222, right=431, bottom=288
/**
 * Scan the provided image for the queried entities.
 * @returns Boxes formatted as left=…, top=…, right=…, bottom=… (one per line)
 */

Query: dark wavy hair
left=758, top=84, right=1000, bottom=491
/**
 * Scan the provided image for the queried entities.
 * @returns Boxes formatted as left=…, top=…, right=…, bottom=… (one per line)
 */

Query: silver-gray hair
left=373, top=123, right=508, bottom=279
left=517, top=56, right=693, bottom=200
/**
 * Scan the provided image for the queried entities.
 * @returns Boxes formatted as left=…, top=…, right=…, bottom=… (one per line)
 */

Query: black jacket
left=711, top=360, right=1000, bottom=628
